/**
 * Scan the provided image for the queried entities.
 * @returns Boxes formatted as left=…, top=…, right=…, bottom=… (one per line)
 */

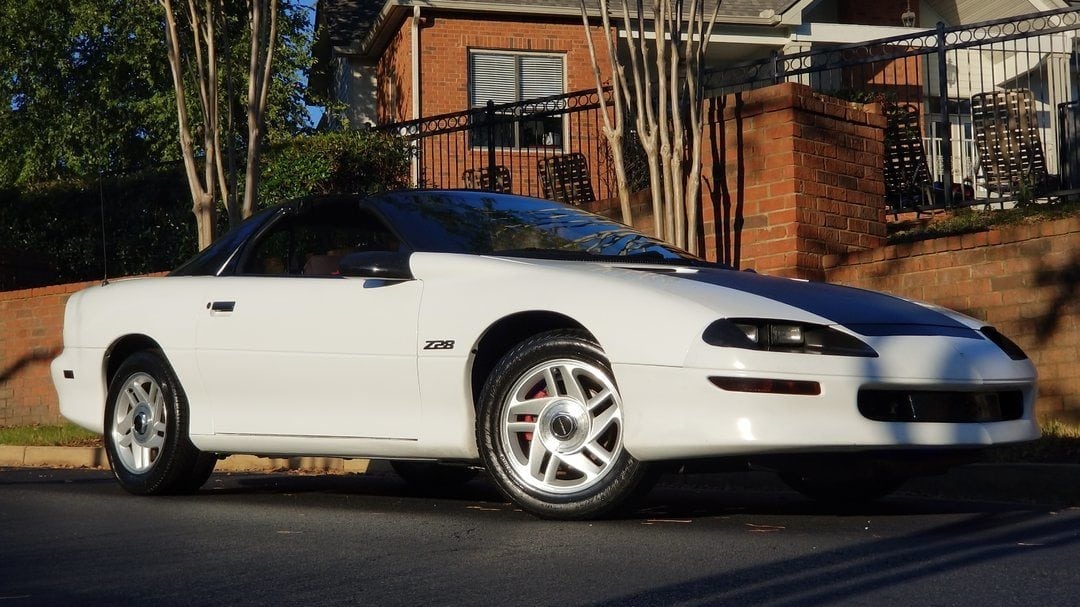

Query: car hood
left=637, top=266, right=978, bottom=336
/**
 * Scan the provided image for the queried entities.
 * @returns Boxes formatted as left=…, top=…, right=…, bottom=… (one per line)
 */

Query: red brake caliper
left=522, top=389, right=547, bottom=441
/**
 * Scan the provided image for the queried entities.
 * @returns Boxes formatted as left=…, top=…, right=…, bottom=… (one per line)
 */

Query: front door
left=195, top=199, right=421, bottom=439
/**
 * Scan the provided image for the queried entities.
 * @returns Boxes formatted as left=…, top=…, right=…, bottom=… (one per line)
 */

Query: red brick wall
left=825, top=217, right=1080, bottom=423
left=702, top=82, right=887, bottom=280
left=376, top=12, right=612, bottom=121
left=376, top=11, right=616, bottom=194
left=376, top=20, right=412, bottom=124
left=0, top=281, right=96, bottom=426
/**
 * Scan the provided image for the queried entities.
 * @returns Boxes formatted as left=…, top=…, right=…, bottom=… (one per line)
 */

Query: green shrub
left=258, top=130, right=411, bottom=208
left=1, top=131, right=413, bottom=288
left=0, top=166, right=196, bottom=287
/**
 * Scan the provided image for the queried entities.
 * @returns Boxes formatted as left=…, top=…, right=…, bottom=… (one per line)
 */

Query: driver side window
left=241, top=202, right=400, bottom=276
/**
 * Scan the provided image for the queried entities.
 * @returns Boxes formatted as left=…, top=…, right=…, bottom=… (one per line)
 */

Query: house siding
left=837, top=0, right=920, bottom=27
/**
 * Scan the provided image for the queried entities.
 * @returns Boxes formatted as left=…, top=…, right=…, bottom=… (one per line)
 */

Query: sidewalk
left=3, top=444, right=1078, bottom=505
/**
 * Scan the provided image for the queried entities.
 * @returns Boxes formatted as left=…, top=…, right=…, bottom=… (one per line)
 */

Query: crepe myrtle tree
left=160, top=0, right=279, bottom=250
left=579, top=0, right=719, bottom=255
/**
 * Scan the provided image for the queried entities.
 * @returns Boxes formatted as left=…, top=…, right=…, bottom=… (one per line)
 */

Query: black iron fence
left=705, top=6, right=1080, bottom=209
left=381, top=7, right=1080, bottom=211
left=376, top=88, right=646, bottom=205
left=1060, top=99, right=1080, bottom=191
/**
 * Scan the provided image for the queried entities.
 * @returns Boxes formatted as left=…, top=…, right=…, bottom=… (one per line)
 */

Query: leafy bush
left=0, top=166, right=196, bottom=288
left=258, top=130, right=411, bottom=207
left=1, top=131, right=413, bottom=289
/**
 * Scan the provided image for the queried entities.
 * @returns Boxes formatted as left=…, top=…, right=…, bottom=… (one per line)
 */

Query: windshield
left=372, top=191, right=705, bottom=263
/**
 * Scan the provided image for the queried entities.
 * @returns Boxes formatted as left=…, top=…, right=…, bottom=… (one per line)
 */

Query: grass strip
left=0, top=423, right=101, bottom=447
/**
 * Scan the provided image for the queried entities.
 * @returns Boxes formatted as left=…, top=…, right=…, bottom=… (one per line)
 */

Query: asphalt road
left=2, top=468, right=1078, bottom=607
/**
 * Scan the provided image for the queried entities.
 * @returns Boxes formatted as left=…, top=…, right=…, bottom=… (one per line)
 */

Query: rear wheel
left=477, top=330, right=654, bottom=519
left=104, top=350, right=216, bottom=495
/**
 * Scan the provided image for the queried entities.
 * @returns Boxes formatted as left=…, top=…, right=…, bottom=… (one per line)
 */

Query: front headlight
left=703, top=318, right=878, bottom=357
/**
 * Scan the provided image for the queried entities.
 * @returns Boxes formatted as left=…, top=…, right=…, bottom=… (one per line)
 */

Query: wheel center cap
left=536, top=399, right=590, bottom=453
left=550, top=413, right=577, bottom=440
left=132, top=403, right=154, bottom=443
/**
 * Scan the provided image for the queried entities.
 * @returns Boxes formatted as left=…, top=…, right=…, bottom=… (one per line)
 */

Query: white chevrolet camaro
left=52, top=190, right=1039, bottom=518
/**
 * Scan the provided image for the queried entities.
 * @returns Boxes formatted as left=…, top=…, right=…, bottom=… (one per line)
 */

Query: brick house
left=309, top=0, right=1070, bottom=129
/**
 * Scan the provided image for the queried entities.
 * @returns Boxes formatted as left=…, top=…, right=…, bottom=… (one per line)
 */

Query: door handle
left=208, top=301, right=236, bottom=313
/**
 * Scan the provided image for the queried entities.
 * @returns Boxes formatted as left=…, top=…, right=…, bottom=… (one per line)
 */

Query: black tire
left=780, top=470, right=907, bottom=505
left=476, top=329, right=653, bottom=519
left=390, top=461, right=479, bottom=492
left=103, top=350, right=216, bottom=495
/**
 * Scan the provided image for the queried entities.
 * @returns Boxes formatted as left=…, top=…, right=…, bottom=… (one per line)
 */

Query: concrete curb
left=0, top=444, right=373, bottom=474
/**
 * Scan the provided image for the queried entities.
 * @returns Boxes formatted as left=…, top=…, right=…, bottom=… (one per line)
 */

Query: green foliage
left=888, top=198, right=1080, bottom=244
left=0, top=0, right=178, bottom=184
left=0, top=423, right=100, bottom=446
left=823, top=88, right=893, bottom=105
left=0, top=166, right=197, bottom=285
left=258, top=131, right=412, bottom=207
left=1, top=131, right=411, bottom=288
left=987, top=419, right=1080, bottom=464
left=0, top=0, right=314, bottom=187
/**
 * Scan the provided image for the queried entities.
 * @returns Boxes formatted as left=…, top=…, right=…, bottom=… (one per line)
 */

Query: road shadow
left=583, top=505, right=1080, bottom=607
left=195, top=470, right=1048, bottom=522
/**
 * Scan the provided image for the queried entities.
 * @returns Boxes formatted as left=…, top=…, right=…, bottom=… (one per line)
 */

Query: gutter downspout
left=411, top=5, right=422, bottom=186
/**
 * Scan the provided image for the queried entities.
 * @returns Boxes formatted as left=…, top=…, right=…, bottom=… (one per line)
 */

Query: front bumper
left=614, top=335, right=1039, bottom=461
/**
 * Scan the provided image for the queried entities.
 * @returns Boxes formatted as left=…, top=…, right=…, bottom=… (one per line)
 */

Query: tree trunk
left=242, top=0, right=278, bottom=220
left=160, top=0, right=218, bottom=250
left=578, top=0, right=721, bottom=250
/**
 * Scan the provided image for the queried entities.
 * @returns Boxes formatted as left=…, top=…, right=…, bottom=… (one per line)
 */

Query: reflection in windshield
left=374, top=191, right=703, bottom=263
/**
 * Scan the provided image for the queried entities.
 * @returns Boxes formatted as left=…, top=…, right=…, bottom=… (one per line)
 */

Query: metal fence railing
left=375, top=87, right=650, bottom=204
left=1059, top=99, right=1080, bottom=191
left=379, top=7, right=1080, bottom=212
left=704, top=6, right=1080, bottom=209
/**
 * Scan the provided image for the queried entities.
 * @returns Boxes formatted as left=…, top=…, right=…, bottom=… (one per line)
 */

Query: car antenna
left=98, top=172, right=109, bottom=286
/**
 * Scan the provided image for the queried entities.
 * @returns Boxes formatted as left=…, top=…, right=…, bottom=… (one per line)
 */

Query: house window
left=469, top=51, right=565, bottom=149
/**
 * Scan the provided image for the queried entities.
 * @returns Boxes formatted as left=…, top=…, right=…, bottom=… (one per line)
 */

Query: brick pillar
left=701, top=82, right=887, bottom=281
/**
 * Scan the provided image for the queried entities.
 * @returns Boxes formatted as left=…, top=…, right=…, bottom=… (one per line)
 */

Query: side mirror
left=338, top=251, right=414, bottom=280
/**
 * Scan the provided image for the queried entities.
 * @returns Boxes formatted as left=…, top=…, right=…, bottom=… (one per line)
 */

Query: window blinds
left=519, top=55, right=563, bottom=101
left=470, top=53, right=516, bottom=107
left=470, top=52, right=564, bottom=108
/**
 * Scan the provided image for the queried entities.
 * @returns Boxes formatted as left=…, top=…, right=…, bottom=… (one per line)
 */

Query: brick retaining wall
left=825, top=216, right=1080, bottom=423
left=0, top=281, right=97, bottom=426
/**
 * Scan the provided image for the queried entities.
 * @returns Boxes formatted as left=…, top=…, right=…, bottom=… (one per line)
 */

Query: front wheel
left=477, top=330, right=653, bottom=519
left=104, top=350, right=216, bottom=495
